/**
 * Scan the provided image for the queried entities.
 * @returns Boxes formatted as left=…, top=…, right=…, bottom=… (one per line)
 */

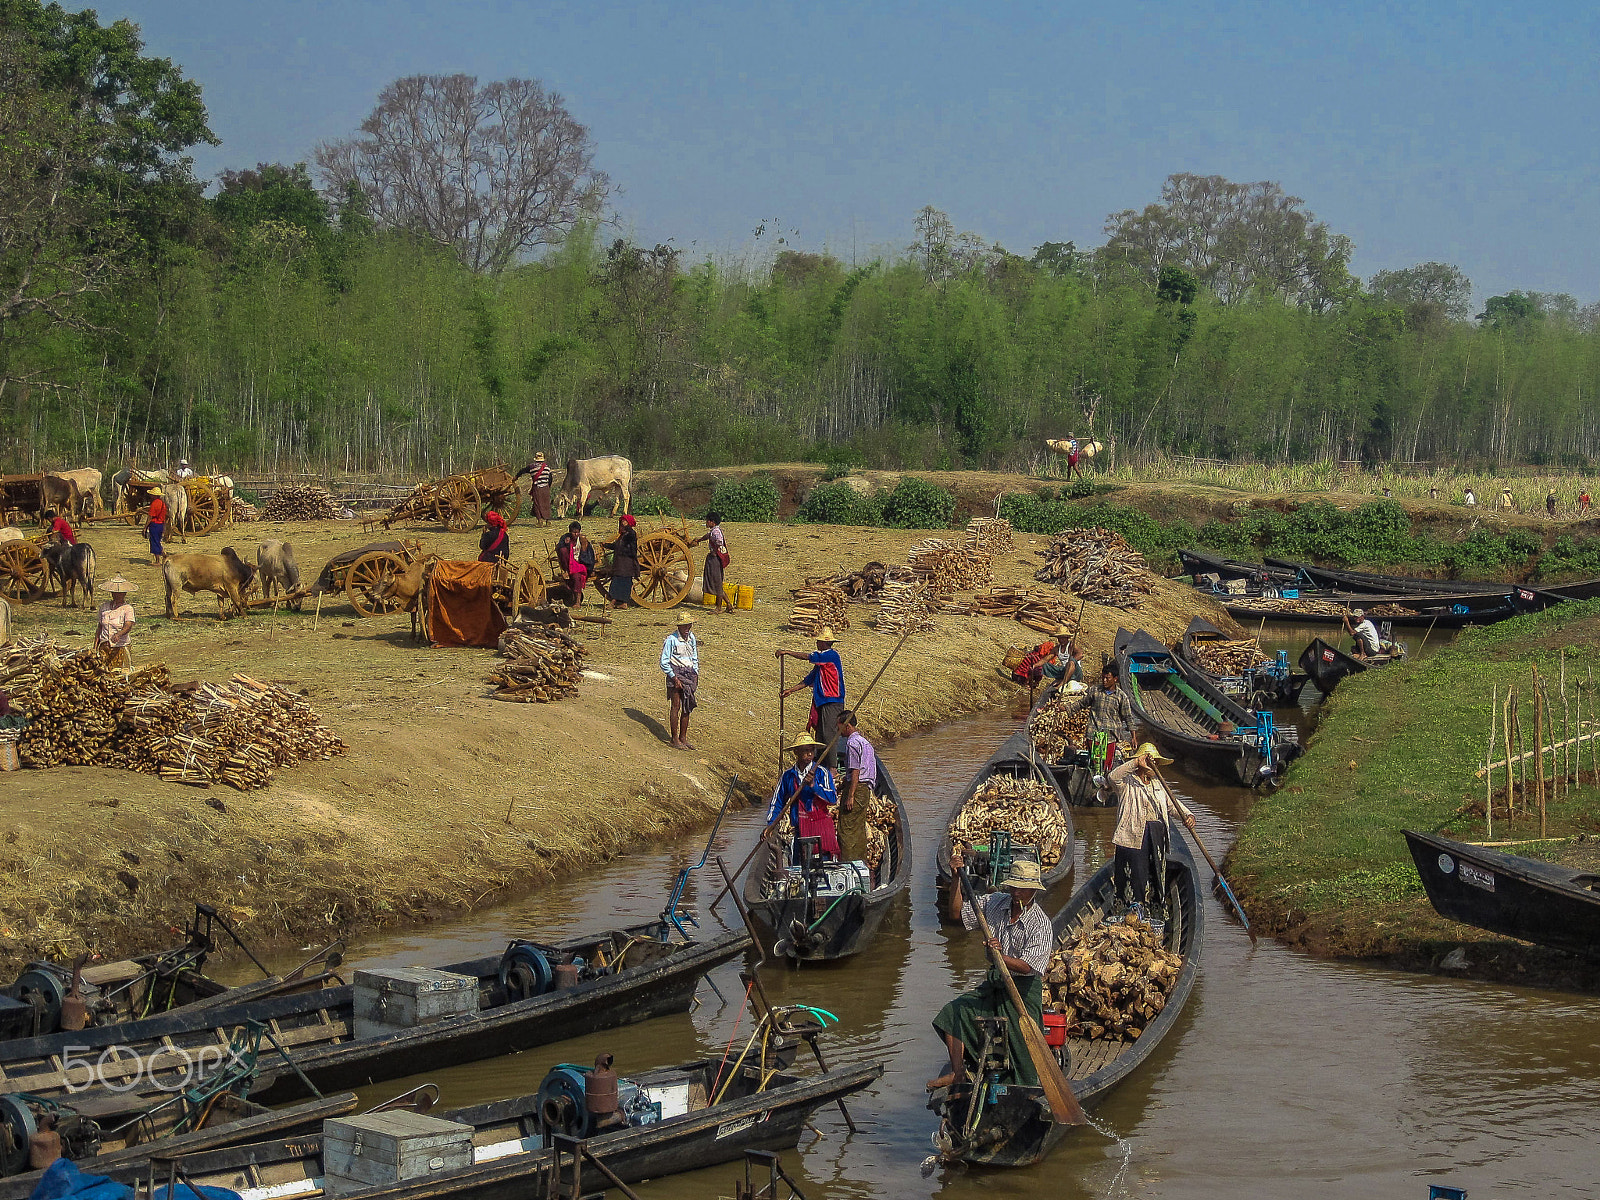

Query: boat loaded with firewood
left=1178, top=616, right=1309, bottom=708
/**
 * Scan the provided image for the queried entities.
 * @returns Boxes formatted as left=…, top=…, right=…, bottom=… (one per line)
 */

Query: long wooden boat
left=1222, top=586, right=1531, bottom=628
left=1296, top=636, right=1403, bottom=696
left=931, top=836, right=1203, bottom=1168
left=0, top=1090, right=359, bottom=1192
left=0, top=924, right=750, bottom=1106
left=1178, top=616, right=1308, bottom=707
left=935, top=728, right=1074, bottom=923
left=742, top=762, right=911, bottom=962
left=99, top=1060, right=882, bottom=1200
left=1174, top=549, right=1298, bottom=587
left=1404, top=830, right=1600, bottom=957
left=1117, top=628, right=1299, bottom=786
left=1022, top=681, right=1111, bottom=809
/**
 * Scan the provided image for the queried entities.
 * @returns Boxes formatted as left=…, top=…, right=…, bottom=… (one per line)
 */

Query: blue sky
left=122, top=0, right=1598, bottom=303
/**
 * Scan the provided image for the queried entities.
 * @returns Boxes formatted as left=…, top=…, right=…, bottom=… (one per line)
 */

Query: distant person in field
left=688, top=511, right=734, bottom=614
left=556, top=522, right=591, bottom=605
left=1581, top=490, right=1592, bottom=515
left=477, top=509, right=510, bottom=564
left=1382, top=486, right=1392, bottom=499
left=1429, top=485, right=1440, bottom=501
left=512, top=453, right=554, bottom=527
left=1464, top=486, right=1477, bottom=507
left=660, top=615, right=699, bottom=750
left=44, top=509, right=75, bottom=546
left=1499, top=486, right=1514, bottom=511
left=1547, top=488, right=1559, bottom=517
left=147, top=488, right=168, bottom=561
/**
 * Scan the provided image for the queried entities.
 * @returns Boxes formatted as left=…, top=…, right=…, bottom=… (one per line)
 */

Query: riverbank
left=1231, top=601, right=1600, bottom=991
left=0, top=514, right=1227, bottom=974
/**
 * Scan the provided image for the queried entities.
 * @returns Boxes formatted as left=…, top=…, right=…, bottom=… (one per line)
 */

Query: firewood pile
left=1183, top=638, right=1268, bottom=676
left=787, top=580, right=850, bottom=635
left=964, top=517, right=1014, bottom=555
left=261, top=484, right=338, bottom=521
left=969, top=586, right=1072, bottom=634
left=1043, top=914, right=1182, bottom=1039
left=815, top=562, right=917, bottom=602
left=1226, top=596, right=1418, bottom=619
left=488, top=629, right=588, bottom=702
left=230, top=497, right=258, bottom=523
left=1033, top=529, right=1153, bottom=610
left=1029, top=693, right=1090, bottom=761
left=872, top=580, right=938, bottom=636
left=907, top=538, right=993, bottom=592
left=862, top=791, right=899, bottom=871
left=1, top=638, right=345, bottom=789
left=947, top=776, right=1069, bottom=869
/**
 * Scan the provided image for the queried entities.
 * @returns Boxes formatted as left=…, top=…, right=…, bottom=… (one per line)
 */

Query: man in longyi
left=834, top=710, right=876, bottom=867
left=765, top=732, right=839, bottom=858
left=1107, top=743, right=1196, bottom=927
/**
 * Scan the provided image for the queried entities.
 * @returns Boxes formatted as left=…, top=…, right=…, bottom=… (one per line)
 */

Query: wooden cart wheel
left=514, top=561, right=546, bottom=609
left=114, top=493, right=148, bottom=527
left=437, top=479, right=481, bottom=532
left=0, top=542, right=47, bottom=601
left=488, top=483, right=522, bottom=527
left=185, top=485, right=222, bottom=536
left=346, top=551, right=408, bottom=616
left=632, top=530, right=694, bottom=609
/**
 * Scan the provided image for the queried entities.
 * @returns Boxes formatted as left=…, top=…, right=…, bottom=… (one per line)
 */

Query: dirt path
left=0, top=512, right=1229, bottom=971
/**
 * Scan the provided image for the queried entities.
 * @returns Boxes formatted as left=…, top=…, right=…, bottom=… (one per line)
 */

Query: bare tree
left=1368, top=262, right=1473, bottom=320
left=315, top=73, right=608, bottom=273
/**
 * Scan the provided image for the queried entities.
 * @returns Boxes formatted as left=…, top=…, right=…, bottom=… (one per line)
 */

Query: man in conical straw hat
left=1106, top=743, right=1195, bottom=930
left=96, top=576, right=139, bottom=669
left=764, top=731, right=839, bottom=859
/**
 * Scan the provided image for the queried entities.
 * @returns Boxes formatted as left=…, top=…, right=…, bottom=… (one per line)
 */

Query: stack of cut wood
left=1033, top=528, right=1153, bottom=610
left=965, top=517, right=1014, bottom=556
left=230, top=496, right=258, bottom=523
left=872, top=579, right=937, bottom=636
left=1183, top=638, right=1268, bottom=675
left=1227, top=595, right=1419, bottom=618
left=907, top=537, right=992, bottom=591
left=862, top=791, right=899, bottom=871
left=947, top=777, right=1069, bottom=868
left=816, top=562, right=917, bottom=602
left=1029, top=693, right=1091, bottom=761
left=970, top=586, right=1072, bottom=634
left=487, top=629, right=587, bottom=702
left=261, top=484, right=338, bottom=521
left=787, top=580, right=850, bottom=635
left=1043, top=914, right=1182, bottom=1039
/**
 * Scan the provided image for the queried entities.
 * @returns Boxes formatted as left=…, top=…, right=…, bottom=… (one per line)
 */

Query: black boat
left=1178, top=616, right=1308, bottom=707
left=1296, top=636, right=1403, bottom=696
left=92, top=1058, right=881, bottom=1200
left=930, top=837, right=1203, bottom=1168
left=1117, top=628, right=1300, bottom=787
left=1023, top=680, right=1111, bottom=808
left=936, top=728, right=1074, bottom=922
left=742, top=761, right=912, bottom=962
left=1404, top=830, right=1600, bottom=957
left=1223, top=586, right=1530, bottom=628
left=1264, top=556, right=1494, bottom=595
left=1175, top=549, right=1298, bottom=587
left=0, top=923, right=749, bottom=1106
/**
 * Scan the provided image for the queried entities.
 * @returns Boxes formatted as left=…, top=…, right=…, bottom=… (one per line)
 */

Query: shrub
left=796, top=481, right=882, bottom=526
left=629, top=491, right=676, bottom=516
left=881, top=476, right=956, bottom=529
left=1066, top=478, right=1095, bottom=499
left=709, top=474, right=781, bottom=523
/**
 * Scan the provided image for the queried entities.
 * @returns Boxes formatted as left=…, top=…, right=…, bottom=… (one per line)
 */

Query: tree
left=1367, top=262, right=1472, bottom=320
left=1029, top=240, right=1084, bottom=278
left=211, top=162, right=330, bottom=234
left=1478, top=291, right=1541, bottom=329
left=315, top=73, right=608, bottom=274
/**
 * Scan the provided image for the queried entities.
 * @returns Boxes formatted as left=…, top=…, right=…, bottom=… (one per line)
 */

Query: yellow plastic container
left=700, top=587, right=716, bottom=607
left=735, top=584, right=755, bottom=610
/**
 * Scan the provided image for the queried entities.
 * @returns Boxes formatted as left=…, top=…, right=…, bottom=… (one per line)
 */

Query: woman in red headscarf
left=602, top=514, right=638, bottom=610
left=477, top=509, right=511, bottom=563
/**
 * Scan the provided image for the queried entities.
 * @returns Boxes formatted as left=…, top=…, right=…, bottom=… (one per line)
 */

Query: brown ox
left=370, top=553, right=440, bottom=642
left=48, top=469, right=103, bottom=519
left=556, top=455, right=632, bottom=518
left=39, top=475, right=79, bottom=522
left=162, top=547, right=257, bottom=619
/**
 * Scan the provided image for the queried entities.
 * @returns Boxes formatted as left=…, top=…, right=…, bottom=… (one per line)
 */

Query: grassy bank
left=0, top=512, right=1226, bottom=974
left=1231, top=601, right=1600, bottom=990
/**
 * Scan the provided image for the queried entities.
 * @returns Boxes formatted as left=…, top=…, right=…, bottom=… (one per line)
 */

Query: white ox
left=48, top=468, right=104, bottom=519
left=557, top=455, right=632, bottom=518
left=111, top=468, right=189, bottom=534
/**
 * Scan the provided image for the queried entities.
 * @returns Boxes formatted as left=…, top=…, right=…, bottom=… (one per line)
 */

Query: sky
left=116, top=0, right=1599, bottom=303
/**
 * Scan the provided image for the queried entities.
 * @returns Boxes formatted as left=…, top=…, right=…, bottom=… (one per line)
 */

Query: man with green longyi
left=927, top=857, right=1053, bottom=1091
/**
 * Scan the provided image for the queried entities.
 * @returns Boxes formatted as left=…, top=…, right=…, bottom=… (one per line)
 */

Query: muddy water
left=242, top=635, right=1599, bottom=1198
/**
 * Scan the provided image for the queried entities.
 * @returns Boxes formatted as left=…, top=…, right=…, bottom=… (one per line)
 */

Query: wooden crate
left=323, top=1110, right=475, bottom=1196
left=352, top=966, right=479, bottom=1040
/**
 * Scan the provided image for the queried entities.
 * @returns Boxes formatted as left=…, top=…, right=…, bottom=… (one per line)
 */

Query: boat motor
left=497, top=941, right=556, bottom=1001
left=535, top=1058, right=661, bottom=1142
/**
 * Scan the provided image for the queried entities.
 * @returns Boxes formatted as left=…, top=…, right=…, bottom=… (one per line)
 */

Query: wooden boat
left=1296, top=636, right=1403, bottom=696
left=931, top=836, right=1203, bottom=1168
left=0, top=924, right=750, bottom=1106
left=1265, top=557, right=1502, bottom=595
left=1222, top=587, right=1529, bottom=628
left=1177, top=616, right=1308, bottom=708
left=1117, top=628, right=1299, bottom=786
left=0, top=1090, right=359, bottom=1192
left=1023, top=680, right=1111, bottom=809
left=742, top=762, right=912, bottom=962
left=1404, top=830, right=1600, bottom=957
left=1174, top=549, right=1297, bottom=587
left=96, top=1059, right=882, bottom=1200
left=935, top=728, right=1074, bottom=922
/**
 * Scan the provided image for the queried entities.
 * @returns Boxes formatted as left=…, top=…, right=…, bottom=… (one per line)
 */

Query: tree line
left=3, top=0, right=1599, bottom=479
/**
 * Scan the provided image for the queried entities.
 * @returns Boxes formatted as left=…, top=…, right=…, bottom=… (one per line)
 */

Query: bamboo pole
left=1477, top=725, right=1600, bottom=774
left=1560, top=651, right=1569, bottom=792
left=1537, top=678, right=1553, bottom=839
left=1505, top=690, right=1519, bottom=816
left=1592, top=669, right=1599, bottom=782
left=1485, top=685, right=1496, bottom=841
left=1531, top=668, right=1546, bottom=818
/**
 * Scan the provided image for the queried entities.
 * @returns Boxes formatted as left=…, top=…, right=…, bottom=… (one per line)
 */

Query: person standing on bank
left=661, top=615, right=698, bottom=750
left=688, top=512, right=734, bottom=613
left=146, top=488, right=168, bottom=562
left=603, top=514, right=638, bottom=611
left=1107, top=744, right=1195, bottom=927
left=834, top=710, right=877, bottom=868
left=513, top=453, right=554, bottom=527
left=477, top=509, right=511, bottom=563
left=777, top=628, right=846, bottom=770
left=95, top=577, right=138, bottom=668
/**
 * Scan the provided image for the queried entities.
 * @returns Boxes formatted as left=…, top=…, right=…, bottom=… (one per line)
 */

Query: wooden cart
left=556, top=520, right=694, bottom=609
left=0, top=475, right=59, bottom=528
left=310, top=539, right=428, bottom=616
left=0, top=531, right=49, bottom=601
left=110, top=475, right=231, bottom=538
left=377, top=465, right=522, bottom=533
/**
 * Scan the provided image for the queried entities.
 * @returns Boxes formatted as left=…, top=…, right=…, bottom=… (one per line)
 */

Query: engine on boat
left=0, top=1095, right=102, bottom=1177
left=534, top=1054, right=671, bottom=1141
left=496, top=939, right=619, bottom=1003
left=765, top=860, right=872, bottom=901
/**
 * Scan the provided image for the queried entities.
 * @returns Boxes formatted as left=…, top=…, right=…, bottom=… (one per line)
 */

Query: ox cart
left=0, top=474, right=77, bottom=528
left=550, top=519, right=695, bottom=609
left=0, top=530, right=50, bottom=601
left=109, top=475, right=231, bottom=538
left=375, top=464, right=522, bottom=533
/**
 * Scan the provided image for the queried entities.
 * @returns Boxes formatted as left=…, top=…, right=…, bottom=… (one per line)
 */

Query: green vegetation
left=1233, top=602, right=1600, bottom=950
left=707, top=475, right=781, bottom=524
left=796, top=481, right=882, bottom=527
left=880, top=476, right=958, bottom=529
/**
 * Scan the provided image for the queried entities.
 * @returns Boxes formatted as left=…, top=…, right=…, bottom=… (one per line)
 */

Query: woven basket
left=0, top=733, right=20, bottom=773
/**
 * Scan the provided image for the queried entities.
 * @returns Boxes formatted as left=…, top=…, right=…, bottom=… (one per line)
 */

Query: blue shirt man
left=776, top=628, right=847, bottom=769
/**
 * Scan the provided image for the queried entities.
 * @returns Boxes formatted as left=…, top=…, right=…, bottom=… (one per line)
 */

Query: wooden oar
left=711, top=586, right=929, bottom=911
left=956, top=869, right=1086, bottom=1126
left=1151, top=762, right=1256, bottom=946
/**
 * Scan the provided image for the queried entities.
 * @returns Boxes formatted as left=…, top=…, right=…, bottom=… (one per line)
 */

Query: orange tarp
left=427, top=560, right=507, bottom=649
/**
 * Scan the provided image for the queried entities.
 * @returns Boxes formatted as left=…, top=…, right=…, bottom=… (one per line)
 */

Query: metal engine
left=496, top=940, right=615, bottom=1003
left=0, top=1095, right=102, bottom=1178
left=534, top=1057, right=662, bottom=1142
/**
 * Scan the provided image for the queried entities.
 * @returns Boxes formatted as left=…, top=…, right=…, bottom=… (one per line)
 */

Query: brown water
left=239, top=628, right=1600, bottom=1198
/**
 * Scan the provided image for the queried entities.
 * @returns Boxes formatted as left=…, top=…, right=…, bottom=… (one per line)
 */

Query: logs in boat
left=1178, top=616, right=1309, bottom=708
left=930, top=836, right=1202, bottom=1168
left=742, top=762, right=913, bottom=962
left=1024, top=680, right=1116, bottom=808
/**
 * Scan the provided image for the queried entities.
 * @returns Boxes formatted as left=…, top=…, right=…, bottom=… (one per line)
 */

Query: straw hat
left=1134, top=741, right=1173, bottom=766
left=1065, top=680, right=1088, bottom=695
left=1052, top=625, right=1074, bottom=638
left=788, top=732, right=824, bottom=752
left=534, top=452, right=546, bottom=462
left=1001, top=859, right=1044, bottom=891
left=675, top=613, right=695, bottom=627
left=814, top=627, right=837, bottom=643
left=104, top=576, right=138, bottom=595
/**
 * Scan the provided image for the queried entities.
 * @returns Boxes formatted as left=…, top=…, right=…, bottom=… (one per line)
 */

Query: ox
left=256, top=540, right=302, bottom=610
left=370, top=553, right=440, bottom=642
left=41, top=541, right=96, bottom=608
left=0, top=528, right=21, bottom=545
left=162, top=548, right=256, bottom=620
left=38, top=475, right=79, bottom=522
left=112, top=468, right=189, bottom=539
left=556, top=456, right=632, bottom=518
left=48, top=469, right=103, bottom=519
